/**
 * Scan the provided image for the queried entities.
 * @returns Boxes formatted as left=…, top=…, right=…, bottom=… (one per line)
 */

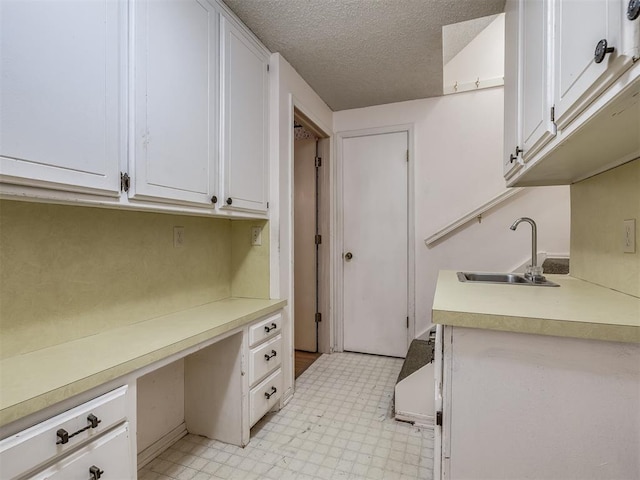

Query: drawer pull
left=264, top=386, right=277, bottom=399
left=264, top=350, right=277, bottom=361
left=89, top=465, right=104, bottom=480
left=264, top=323, right=277, bottom=333
left=55, top=414, right=102, bottom=444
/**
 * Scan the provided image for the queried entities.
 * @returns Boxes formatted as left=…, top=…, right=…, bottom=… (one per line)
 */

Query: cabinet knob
left=211, top=195, right=218, bottom=204
left=89, top=465, right=104, bottom=480
left=344, top=252, right=353, bottom=260
left=226, top=197, right=233, bottom=205
left=594, top=39, right=615, bottom=64
left=628, top=0, right=640, bottom=20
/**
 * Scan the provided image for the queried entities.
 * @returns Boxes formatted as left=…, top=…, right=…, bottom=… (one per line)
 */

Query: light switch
left=623, top=219, right=636, bottom=253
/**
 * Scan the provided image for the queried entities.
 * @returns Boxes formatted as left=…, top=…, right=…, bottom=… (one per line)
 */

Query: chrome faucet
left=510, top=217, right=545, bottom=282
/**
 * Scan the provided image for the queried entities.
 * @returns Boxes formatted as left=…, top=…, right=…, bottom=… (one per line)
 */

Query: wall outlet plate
left=623, top=219, right=636, bottom=253
left=251, top=226, right=262, bottom=246
left=173, top=226, right=185, bottom=248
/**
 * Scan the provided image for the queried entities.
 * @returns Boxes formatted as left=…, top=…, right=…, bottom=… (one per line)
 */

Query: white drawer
left=29, top=422, right=134, bottom=480
left=249, top=368, right=282, bottom=427
left=249, top=334, right=282, bottom=386
left=248, top=312, right=282, bottom=347
left=0, top=385, right=128, bottom=480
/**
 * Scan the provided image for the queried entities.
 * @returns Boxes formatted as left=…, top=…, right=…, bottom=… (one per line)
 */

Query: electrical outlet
left=173, top=226, right=185, bottom=248
left=251, top=226, right=262, bottom=246
left=623, top=219, right=636, bottom=253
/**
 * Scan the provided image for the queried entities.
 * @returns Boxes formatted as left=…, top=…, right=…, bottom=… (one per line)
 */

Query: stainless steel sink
left=457, top=272, right=559, bottom=287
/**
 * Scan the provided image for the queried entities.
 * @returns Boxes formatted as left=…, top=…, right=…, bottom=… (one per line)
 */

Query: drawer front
left=0, top=385, right=128, bottom=480
left=29, top=422, right=133, bottom=480
left=249, top=334, right=282, bottom=386
left=248, top=312, right=282, bottom=347
left=249, top=368, right=282, bottom=427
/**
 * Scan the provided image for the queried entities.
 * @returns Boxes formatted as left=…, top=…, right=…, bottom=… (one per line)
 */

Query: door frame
left=334, top=124, right=416, bottom=354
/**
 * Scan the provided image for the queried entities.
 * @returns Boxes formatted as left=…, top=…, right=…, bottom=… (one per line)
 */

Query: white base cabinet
left=436, top=326, right=640, bottom=480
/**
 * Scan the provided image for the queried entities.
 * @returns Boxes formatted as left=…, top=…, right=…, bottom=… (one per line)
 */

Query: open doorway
left=293, top=109, right=329, bottom=378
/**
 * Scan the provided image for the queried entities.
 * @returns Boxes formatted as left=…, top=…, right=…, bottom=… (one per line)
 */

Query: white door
left=131, top=0, right=218, bottom=206
left=221, top=17, right=269, bottom=212
left=342, top=131, right=408, bottom=358
left=294, top=138, right=317, bottom=352
left=0, top=0, right=124, bottom=196
left=553, top=0, right=629, bottom=128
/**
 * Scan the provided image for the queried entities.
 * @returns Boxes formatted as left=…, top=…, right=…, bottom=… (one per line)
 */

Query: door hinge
left=315, top=312, right=322, bottom=323
left=406, top=316, right=409, bottom=328
left=267, top=64, right=270, bottom=72
left=315, top=156, right=322, bottom=168
left=550, top=105, right=555, bottom=122
left=267, top=201, right=269, bottom=209
left=315, top=234, right=322, bottom=245
left=406, top=150, right=409, bottom=162
left=120, top=172, right=130, bottom=193
left=436, top=411, right=442, bottom=426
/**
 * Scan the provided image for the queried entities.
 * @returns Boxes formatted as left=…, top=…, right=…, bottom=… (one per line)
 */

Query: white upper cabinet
left=131, top=0, right=219, bottom=207
left=553, top=0, right=631, bottom=129
left=221, top=17, right=269, bottom=213
left=0, top=0, right=125, bottom=195
left=503, top=0, right=523, bottom=178
left=504, top=0, right=640, bottom=186
left=520, top=0, right=556, bottom=161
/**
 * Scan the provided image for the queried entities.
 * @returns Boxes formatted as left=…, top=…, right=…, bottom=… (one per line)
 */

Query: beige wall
left=571, top=159, right=640, bottom=297
left=0, top=201, right=269, bottom=358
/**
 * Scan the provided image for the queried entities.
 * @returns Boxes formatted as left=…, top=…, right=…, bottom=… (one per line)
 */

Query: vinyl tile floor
left=138, top=352, right=434, bottom=480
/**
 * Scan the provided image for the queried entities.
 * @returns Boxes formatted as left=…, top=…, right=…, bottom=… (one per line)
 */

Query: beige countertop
left=0, top=297, right=286, bottom=428
left=433, top=271, right=640, bottom=343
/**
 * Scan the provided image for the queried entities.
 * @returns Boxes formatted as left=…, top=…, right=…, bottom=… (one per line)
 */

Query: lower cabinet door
left=29, top=423, right=133, bottom=480
left=249, top=369, right=282, bottom=427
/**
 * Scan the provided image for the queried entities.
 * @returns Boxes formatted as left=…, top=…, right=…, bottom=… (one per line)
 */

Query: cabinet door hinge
left=315, top=234, right=322, bottom=245
left=406, top=150, right=409, bottom=162
left=436, top=411, right=443, bottom=426
left=267, top=64, right=270, bottom=72
left=315, top=312, right=322, bottom=323
left=267, top=201, right=269, bottom=209
left=550, top=105, right=555, bottom=122
left=406, top=316, right=409, bottom=328
left=315, top=156, right=322, bottom=168
left=120, top=172, right=130, bottom=193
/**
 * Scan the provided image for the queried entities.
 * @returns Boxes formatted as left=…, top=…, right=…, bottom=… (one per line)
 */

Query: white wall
left=333, top=87, right=570, bottom=337
left=269, top=53, right=333, bottom=400
left=443, top=14, right=505, bottom=95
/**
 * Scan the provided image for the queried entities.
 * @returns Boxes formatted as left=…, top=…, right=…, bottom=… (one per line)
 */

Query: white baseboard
left=395, top=411, right=435, bottom=429
left=138, top=423, right=188, bottom=469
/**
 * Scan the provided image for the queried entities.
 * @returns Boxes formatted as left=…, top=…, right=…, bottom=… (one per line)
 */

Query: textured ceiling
left=223, top=0, right=506, bottom=111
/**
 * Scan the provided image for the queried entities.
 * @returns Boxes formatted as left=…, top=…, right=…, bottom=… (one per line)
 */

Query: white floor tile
left=138, top=352, right=434, bottom=479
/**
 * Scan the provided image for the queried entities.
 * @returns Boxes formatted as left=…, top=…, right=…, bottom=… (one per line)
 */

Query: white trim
left=335, top=124, right=416, bottom=353
left=137, top=423, right=188, bottom=469
left=424, top=187, right=525, bottom=247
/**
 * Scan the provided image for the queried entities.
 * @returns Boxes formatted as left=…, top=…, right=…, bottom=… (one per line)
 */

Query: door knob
left=344, top=252, right=353, bottom=260
left=628, top=0, right=640, bottom=21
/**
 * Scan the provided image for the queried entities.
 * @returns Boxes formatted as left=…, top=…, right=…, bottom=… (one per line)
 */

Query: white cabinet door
left=0, top=0, right=124, bottom=196
left=503, top=0, right=523, bottom=178
left=131, top=0, right=219, bottom=206
left=221, top=17, right=269, bottom=213
left=553, top=0, right=630, bottom=128
left=520, top=0, right=556, bottom=161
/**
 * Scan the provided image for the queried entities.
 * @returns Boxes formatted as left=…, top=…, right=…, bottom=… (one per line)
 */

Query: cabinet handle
left=594, top=39, right=615, bottom=64
left=226, top=197, right=233, bottom=205
left=264, top=386, right=277, bottom=399
left=509, top=154, right=517, bottom=164
left=264, top=323, right=277, bottom=333
left=264, top=350, right=277, bottom=361
left=55, top=414, right=102, bottom=445
left=628, top=0, right=640, bottom=21
left=89, top=465, right=104, bottom=480
left=211, top=195, right=218, bottom=204
left=515, top=146, right=523, bottom=155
